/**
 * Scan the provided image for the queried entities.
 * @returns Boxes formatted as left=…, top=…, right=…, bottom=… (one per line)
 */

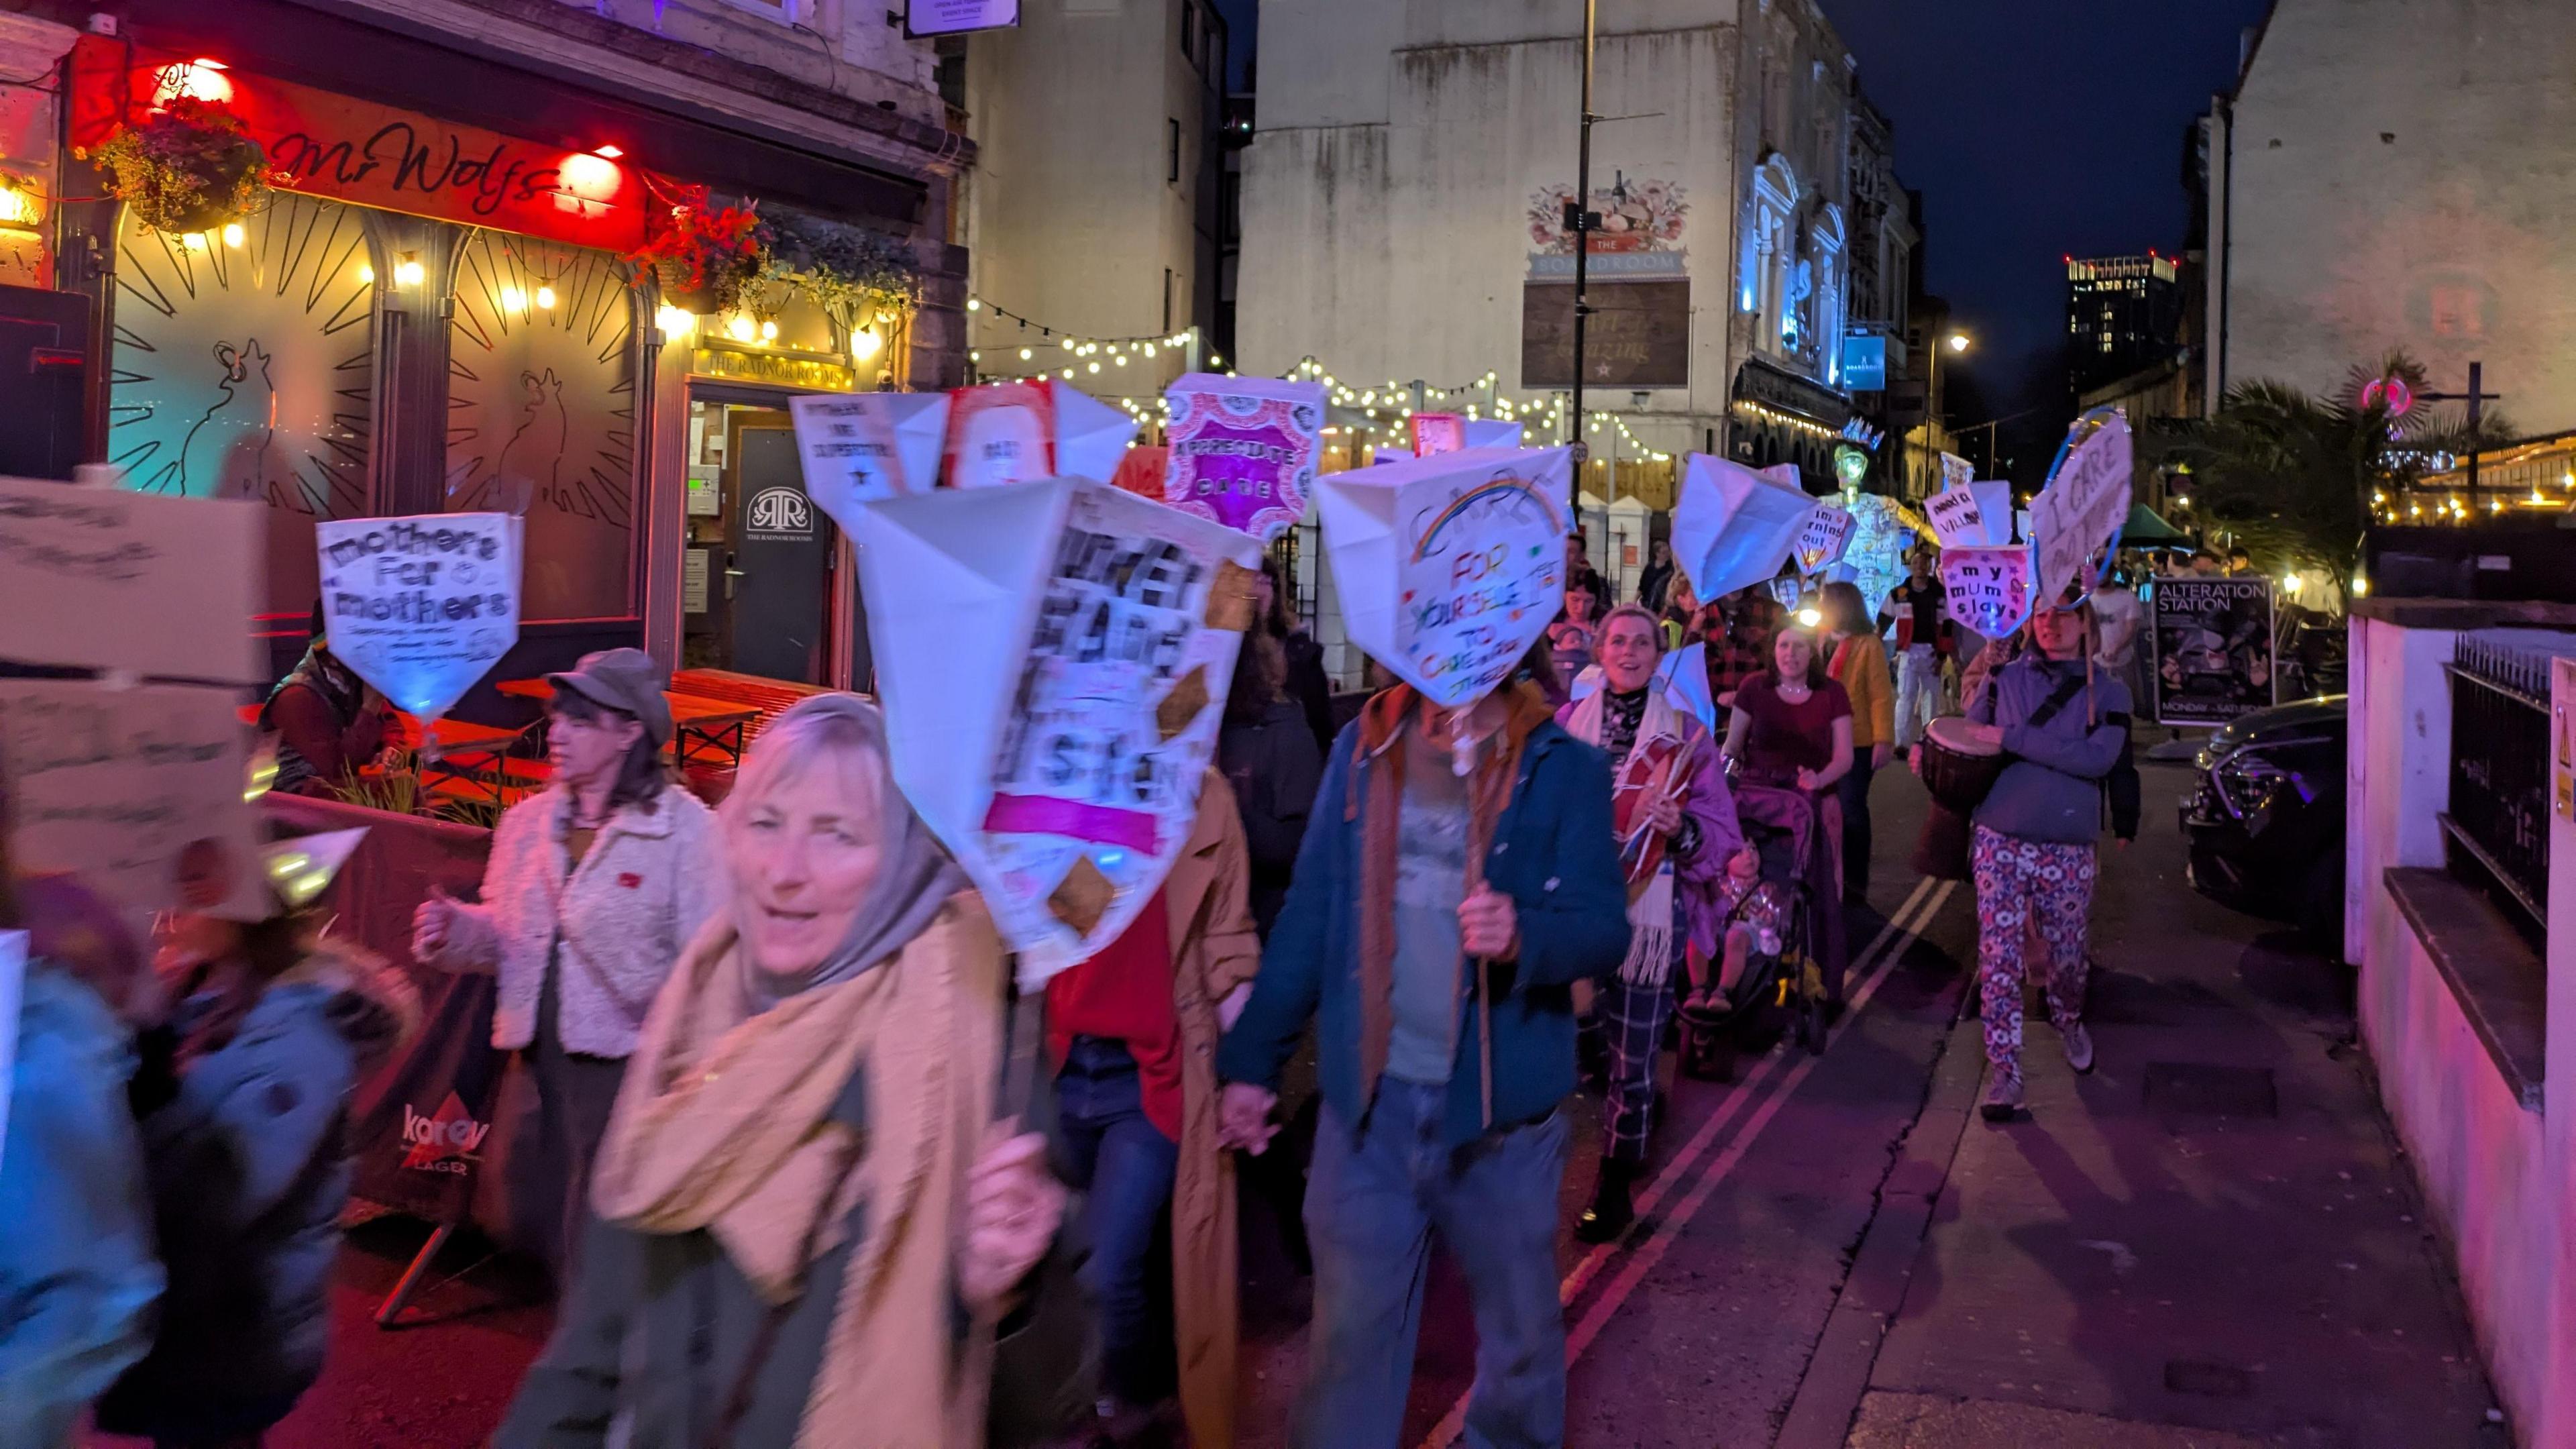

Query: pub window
left=1181, top=1, right=1197, bottom=62
left=444, top=232, right=641, bottom=622
left=1169, top=118, right=1182, bottom=184
left=107, top=191, right=374, bottom=621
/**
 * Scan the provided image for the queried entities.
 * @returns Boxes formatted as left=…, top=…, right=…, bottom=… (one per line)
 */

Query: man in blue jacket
left=1218, top=669, right=1630, bottom=1448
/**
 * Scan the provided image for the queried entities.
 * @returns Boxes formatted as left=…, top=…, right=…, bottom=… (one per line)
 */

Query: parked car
left=2180, top=694, right=2348, bottom=939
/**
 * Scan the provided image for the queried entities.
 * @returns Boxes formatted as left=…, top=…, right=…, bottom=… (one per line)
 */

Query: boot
left=1574, top=1157, right=1637, bottom=1243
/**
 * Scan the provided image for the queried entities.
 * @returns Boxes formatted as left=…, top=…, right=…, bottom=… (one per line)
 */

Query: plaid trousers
left=1597, top=975, right=1674, bottom=1165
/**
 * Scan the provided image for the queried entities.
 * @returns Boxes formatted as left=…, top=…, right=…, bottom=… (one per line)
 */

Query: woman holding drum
left=1943, top=602, right=2132, bottom=1122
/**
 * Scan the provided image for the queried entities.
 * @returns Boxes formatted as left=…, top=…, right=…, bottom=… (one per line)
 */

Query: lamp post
left=1566, top=0, right=1597, bottom=515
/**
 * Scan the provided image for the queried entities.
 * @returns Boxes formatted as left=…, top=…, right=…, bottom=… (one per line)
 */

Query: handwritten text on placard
left=2031, top=415, right=2133, bottom=604
left=0, top=477, right=262, bottom=683
left=1940, top=546, right=2036, bottom=640
left=317, top=514, right=522, bottom=722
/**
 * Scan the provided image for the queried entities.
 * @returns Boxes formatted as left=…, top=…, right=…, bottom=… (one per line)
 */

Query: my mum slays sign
left=1318, top=446, right=1572, bottom=708
left=317, top=514, right=523, bottom=724
left=853, top=478, right=1261, bottom=984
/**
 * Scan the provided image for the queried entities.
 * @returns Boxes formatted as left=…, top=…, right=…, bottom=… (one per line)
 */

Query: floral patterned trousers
left=1970, top=825, right=2098, bottom=1087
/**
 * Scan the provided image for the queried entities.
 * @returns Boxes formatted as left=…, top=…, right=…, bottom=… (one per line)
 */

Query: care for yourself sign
left=789, top=392, right=951, bottom=529
left=316, top=514, right=523, bottom=724
left=1163, top=372, right=1324, bottom=541
left=1669, top=452, right=1821, bottom=604
left=853, top=477, right=1260, bottom=985
left=1941, top=546, right=2037, bottom=640
left=1316, top=445, right=1572, bottom=709
left=0, top=680, right=266, bottom=920
left=0, top=476, right=263, bottom=684
left=2030, top=413, right=2133, bottom=604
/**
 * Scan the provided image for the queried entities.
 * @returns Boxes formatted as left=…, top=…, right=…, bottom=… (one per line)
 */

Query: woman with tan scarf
left=496, top=695, right=1065, bottom=1449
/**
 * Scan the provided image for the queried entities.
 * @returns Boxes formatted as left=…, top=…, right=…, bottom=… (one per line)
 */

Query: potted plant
left=90, top=97, right=274, bottom=235
left=763, top=210, right=922, bottom=337
left=634, top=194, right=771, bottom=316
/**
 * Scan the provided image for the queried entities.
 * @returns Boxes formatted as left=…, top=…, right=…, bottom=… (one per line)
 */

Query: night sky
left=1823, top=0, right=2273, bottom=465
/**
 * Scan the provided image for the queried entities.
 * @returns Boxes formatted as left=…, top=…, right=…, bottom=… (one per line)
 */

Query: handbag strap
left=2023, top=673, right=2089, bottom=733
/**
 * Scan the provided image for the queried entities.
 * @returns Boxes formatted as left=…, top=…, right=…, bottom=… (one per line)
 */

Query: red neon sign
left=73, top=41, right=648, bottom=252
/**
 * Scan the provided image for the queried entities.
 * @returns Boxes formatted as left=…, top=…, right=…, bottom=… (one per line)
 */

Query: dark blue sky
left=1818, top=0, right=2272, bottom=422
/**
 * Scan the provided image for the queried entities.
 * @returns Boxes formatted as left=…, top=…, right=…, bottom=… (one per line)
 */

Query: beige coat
left=1163, top=773, right=1264, bottom=1449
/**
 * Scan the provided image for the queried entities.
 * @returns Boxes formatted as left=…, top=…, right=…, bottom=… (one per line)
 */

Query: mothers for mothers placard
left=317, top=513, right=523, bottom=724
left=1163, top=372, right=1324, bottom=541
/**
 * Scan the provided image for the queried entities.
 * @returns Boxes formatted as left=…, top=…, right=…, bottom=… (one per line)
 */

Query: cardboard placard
left=1940, top=545, right=2036, bottom=640
left=1316, top=445, right=1572, bottom=709
left=1411, top=413, right=1467, bottom=457
left=1670, top=452, right=1821, bottom=604
left=1925, top=480, right=2016, bottom=549
left=0, top=679, right=265, bottom=920
left=316, top=514, right=523, bottom=724
left=0, top=476, right=263, bottom=684
left=852, top=478, right=1260, bottom=985
left=2031, top=415, right=2133, bottom=603
left=790, top=392, right=951, bottom=527
left=1163, top=372, right=1324, bottom=541
left=1796, top=504, right=1857, bottom=574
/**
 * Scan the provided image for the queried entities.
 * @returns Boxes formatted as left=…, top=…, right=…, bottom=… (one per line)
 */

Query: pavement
left=86, top=743, right=2510, bottom=1448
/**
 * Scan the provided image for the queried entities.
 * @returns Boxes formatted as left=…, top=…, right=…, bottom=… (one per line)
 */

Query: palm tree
left=2162, top=352, right=2513, bottom=576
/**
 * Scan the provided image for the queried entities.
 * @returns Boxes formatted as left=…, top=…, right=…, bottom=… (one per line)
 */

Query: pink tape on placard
left=981, top=794, right=1161, bottom=853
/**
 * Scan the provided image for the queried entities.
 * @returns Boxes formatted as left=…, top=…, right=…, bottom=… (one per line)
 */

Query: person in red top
left=1046, top=775, right=1263, bottom=1448
left=1724, top=625, right=1857, bottom=1006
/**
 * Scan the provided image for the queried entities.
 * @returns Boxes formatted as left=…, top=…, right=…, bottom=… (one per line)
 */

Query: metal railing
left=2442, top=637, right=2553, bottom=936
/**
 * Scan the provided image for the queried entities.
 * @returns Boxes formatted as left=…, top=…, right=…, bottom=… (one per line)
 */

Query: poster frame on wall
left=2148, top=574, right=2279, bottom=727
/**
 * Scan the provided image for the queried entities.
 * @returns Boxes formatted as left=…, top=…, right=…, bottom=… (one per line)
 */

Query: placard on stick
left=1316, top=445, right=1571, bottom=709
left=853, top=477, right=1262, bottom=985
left=0, top=680, right=266, bottom=920
left=1795, top=504, right=1857, bottom=574
left=790, top=392, right=951, bottom=524
left=1163, top=372, right=1324, bottom=541
left=1940, top=545, right=2037, bottom=640
left=316, top=514, right=523, bottom=725
left=1669, top=452, right=1822, bottom=604
left=0, top=476, right=263, bottom=684
left=2030, top=413, right=2133, bottom=604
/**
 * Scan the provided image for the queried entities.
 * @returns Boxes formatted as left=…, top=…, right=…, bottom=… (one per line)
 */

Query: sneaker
left=2061, top=1022, right=2096, bottom=1075
left=1980, top=1074, right=2024, bottom=1122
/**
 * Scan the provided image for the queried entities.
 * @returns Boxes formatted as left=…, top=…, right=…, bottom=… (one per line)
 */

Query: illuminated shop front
left=37, top=0, right=965, bottom=702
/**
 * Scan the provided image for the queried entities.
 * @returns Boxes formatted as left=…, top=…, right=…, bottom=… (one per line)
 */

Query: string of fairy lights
left=959, top=298, right=1694, bottom=464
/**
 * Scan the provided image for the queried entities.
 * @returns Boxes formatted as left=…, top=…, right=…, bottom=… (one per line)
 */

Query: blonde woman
left=497, top=695, right=1064, bottom=1447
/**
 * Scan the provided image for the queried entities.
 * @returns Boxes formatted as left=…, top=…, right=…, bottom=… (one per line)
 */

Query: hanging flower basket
left=91, top=97, right=276, bottom=235
left=631, top=193, right=771, bottom=317
left=761, top=209, right=923, bottom=337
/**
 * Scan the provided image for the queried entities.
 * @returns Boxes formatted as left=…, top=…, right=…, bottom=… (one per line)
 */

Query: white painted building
left=1238, top=0, right=1885, bottom=483
left=2207, top=0, right=2576, bottom=435
left=960, top=0, right=1232, bottom=401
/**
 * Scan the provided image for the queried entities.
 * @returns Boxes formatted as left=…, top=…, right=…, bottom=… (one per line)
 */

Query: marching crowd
left=2, top=545, right=2139, bottom=1449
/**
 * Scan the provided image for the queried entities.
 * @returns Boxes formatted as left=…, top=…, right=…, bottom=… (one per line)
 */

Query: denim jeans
left=1894, top=643, right=1940, bottom=747
left=1055, top=1036, right=1181, bottom=1407
left=1299, top=1079, right=1570, bottom=1449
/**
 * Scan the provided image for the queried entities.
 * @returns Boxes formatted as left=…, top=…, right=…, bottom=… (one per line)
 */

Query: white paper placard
left=1941, top=545, right=2037, bottom=640
left=1939, top=451, right=1975, bottom=491
left=854, top=478, right=1260, bottom=985
left=1670, top=452, right=1822, bottom=604
left=790, top=392, right=951, bottom=529
left=1464, top=420, right=1526, bottom=451
left=1054, top=384, right=1140, bottom=484
left=0, top=679, right=265, bottom=920
left=1924, top=484, right=1987, bottom=549
left=1163, top=372, right=1324, bottom=541
left=1796, top=504, right=1857, bottom=574
left=2031, top=414, right=2133, bottom=604
left=316, top=514, right=523, bottom=724
left=0, top=931, right=23, bottom=1177
left=0, top=477, right=263, bottom=683
left=1316, top=445, right=1572, bottom=709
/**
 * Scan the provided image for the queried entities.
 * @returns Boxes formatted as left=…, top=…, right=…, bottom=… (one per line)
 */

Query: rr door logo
left=748, top=486, right=812, bottom=537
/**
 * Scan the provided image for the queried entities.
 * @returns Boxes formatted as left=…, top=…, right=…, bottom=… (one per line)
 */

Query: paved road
left=88, top=747, right=2506, bottom=1448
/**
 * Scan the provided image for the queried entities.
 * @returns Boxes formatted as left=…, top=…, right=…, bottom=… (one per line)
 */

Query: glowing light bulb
left=655, top=305, right=696, bottom=337
left=1020, top=347, right=1032, bottom=360
left=182, top=231, right=209, bottom=252
left=394, top=259, right=425, bottom=286
left=1061, top=337, right=1075, bottom=350
left=853, top=327, right=882, bottom=361
left=1143, top=342, right=1156, bottom=358
left=1116, top=354, right=1128, bottom=366
left=221, top=222, right=244, bottom=248
left=1087, top=361, right=1100, bottom=373
left=759, top=319, right=778, bottom=341
left=355, top=264, right=374, bottom=284
left=535, top=286, right=557, bottom=309
left=727, top=314, right=755, bottom=342
left=967, top=297, right=981, bottom=311
left=500, top=285, right=527, bottom=311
